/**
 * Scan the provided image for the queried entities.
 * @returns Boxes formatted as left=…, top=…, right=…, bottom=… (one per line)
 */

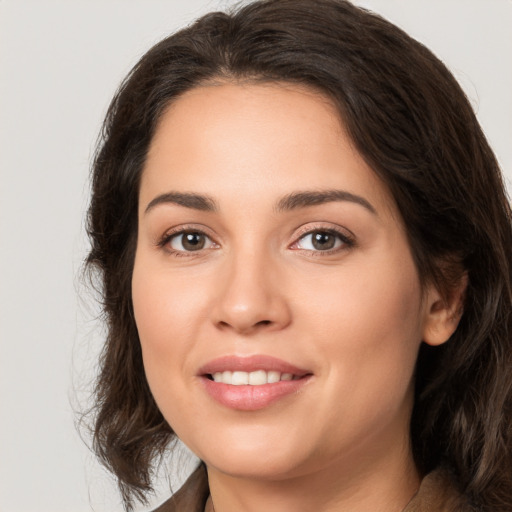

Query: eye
left=294, top=229, right=352, bottom=252
left=168, top=231, right=216, bottom=252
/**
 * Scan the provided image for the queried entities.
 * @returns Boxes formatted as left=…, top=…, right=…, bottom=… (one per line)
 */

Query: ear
left=422, top=273, right=468, bottom=347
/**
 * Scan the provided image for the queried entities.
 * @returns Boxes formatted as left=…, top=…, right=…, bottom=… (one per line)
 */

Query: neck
left=205, top=435, right=420, bottom=512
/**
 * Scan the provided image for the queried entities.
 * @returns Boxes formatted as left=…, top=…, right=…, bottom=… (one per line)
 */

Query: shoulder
left=152, top=463, right=209, bottom=512
left=404, top=468, right=478, bottom=512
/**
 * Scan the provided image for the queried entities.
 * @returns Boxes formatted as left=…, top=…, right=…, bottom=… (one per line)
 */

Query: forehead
left=141, top=82, right=396, bottom=218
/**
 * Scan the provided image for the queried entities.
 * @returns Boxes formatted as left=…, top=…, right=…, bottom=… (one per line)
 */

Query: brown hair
left=86, top=0, right=512, bottom=510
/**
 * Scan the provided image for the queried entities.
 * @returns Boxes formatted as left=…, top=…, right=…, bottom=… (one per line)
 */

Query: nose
left=211, top=249, right=292, bottom=335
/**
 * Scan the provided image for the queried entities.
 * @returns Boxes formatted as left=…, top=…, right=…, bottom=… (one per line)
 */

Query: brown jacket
left=153, top=464, right=475, bottom=512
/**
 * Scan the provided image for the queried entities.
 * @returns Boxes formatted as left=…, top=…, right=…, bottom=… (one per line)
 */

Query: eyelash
left=157, top=225, right=217, bottom=257
left=291, top=226, right=355, bottom=255
left=157, top=225, right=355, bottom=257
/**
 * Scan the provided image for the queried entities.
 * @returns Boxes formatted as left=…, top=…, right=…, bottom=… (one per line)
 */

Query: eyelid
left=157, top=224, right=219, bottom=254
left=289, top=223, right=356, bottom=253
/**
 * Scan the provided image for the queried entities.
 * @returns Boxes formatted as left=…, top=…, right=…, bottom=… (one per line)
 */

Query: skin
left=132, top=82, right=463, bottom=512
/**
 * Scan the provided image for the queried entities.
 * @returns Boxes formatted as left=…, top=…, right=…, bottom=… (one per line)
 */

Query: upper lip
left=198, top=355, right=311, bottom=377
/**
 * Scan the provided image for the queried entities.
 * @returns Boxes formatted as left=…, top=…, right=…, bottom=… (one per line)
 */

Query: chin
left=204, top=452, right=307, bottom=481
left=186, top=424, right=313, bottom=480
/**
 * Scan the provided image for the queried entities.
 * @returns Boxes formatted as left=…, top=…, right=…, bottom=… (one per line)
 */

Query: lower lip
left=200, top=376, right=312, bottom=411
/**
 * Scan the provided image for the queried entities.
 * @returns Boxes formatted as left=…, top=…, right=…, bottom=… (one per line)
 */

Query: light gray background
left=1, top=1, right=511, bottom=511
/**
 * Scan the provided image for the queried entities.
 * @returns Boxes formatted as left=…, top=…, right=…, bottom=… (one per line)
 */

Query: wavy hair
left=85, top=0, right=512, bottom=510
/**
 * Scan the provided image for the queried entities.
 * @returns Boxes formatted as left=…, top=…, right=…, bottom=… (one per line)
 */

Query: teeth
left=232, top=371, right=248, bottom=385
left=211, top=370, right=298, bottom=385
left=248, top=370, right=267, bottom=385
left=267, top=371, right=280, bottom=383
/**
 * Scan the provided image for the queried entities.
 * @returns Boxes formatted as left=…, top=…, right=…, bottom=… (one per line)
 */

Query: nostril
left=214, top=317, right=279, bottom=333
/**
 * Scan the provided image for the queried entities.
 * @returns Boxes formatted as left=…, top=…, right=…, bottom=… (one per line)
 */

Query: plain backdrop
left=0, top=1, right=511, bottom=511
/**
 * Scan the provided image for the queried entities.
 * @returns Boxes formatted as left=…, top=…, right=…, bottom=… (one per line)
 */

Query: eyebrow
left=275, top=190, right=376, bottom=214
left=144, top=189, right=376, bottom=215
left=144, top=192, right=218, bottom=214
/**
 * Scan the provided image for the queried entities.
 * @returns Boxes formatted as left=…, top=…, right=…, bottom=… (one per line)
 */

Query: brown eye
left=311, top=231, right=336, bottom=250
left=295, top=229, right=350, bottom=252
left=169, top=231, right=210, bottom=252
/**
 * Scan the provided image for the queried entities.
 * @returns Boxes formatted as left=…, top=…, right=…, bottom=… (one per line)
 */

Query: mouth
left=198, top=355, right=313, bottom=410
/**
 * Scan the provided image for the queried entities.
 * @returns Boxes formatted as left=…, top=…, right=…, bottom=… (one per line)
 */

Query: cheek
left=294, top=251, right=424, bottom=413
left=131, top=260, right=214, bottom=440
left=297, top=254, right=422, bottom=344
left=133, top=252, right=206, bottom=337
left=131, top=255, right=207, bottom=392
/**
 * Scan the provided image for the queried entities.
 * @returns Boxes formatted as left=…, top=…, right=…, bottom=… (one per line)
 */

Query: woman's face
left=132, top=82, right=438, bottom=480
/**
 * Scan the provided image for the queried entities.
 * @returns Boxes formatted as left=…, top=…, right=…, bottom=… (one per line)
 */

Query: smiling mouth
left=208, top=370, right=303, bottom=385
left=200, top=357, right=312, bottom=410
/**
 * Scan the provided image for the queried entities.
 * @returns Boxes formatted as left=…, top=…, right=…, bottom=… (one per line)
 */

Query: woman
left=86, top=0, right=512, bottom=511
